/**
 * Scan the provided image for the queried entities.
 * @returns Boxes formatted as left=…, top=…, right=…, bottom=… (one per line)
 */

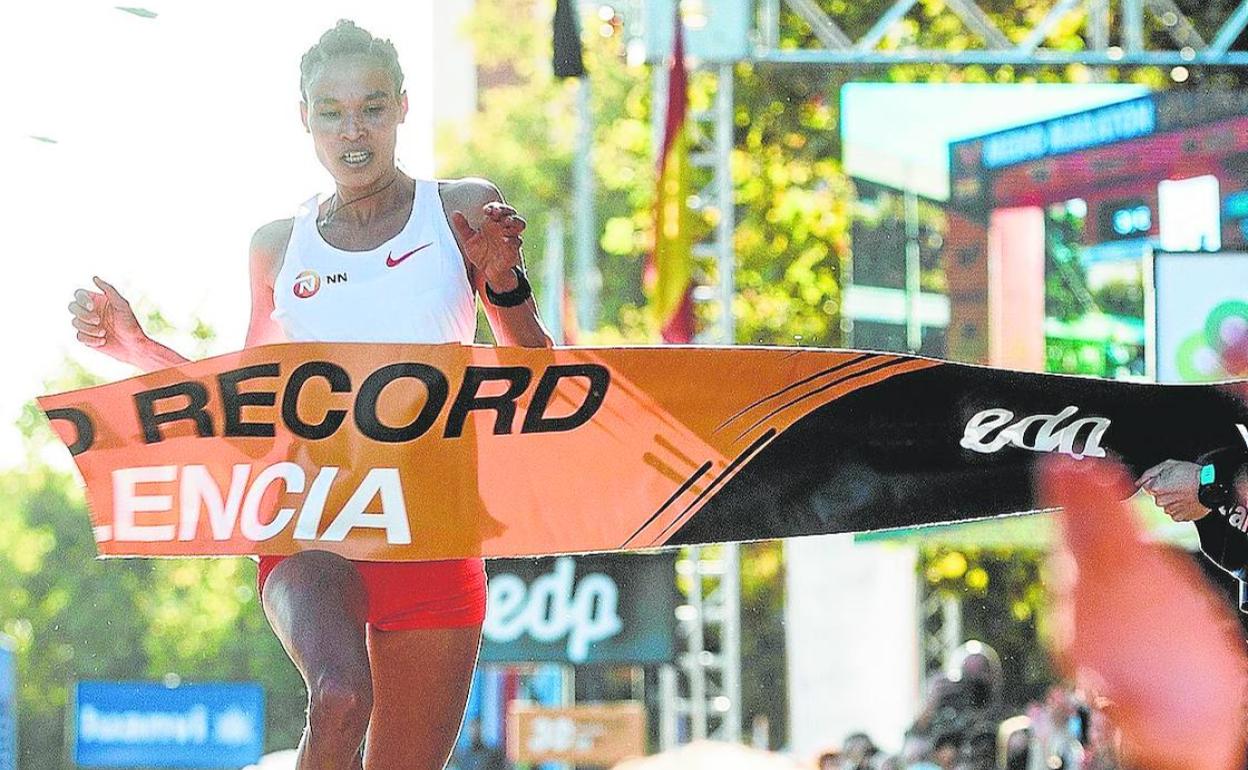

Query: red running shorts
left=257, top=555, right=487, bottom=631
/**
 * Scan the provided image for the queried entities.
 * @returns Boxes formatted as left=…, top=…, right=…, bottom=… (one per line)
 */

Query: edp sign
left=481, top=553, right=677, bottom=665
left=73, top=681, right=263, bottom=768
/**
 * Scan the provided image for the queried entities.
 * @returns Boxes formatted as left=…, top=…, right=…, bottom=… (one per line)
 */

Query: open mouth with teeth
left=341, top=150, right=373, bottom=166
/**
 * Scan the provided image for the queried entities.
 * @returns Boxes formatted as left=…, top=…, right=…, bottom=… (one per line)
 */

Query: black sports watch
left=485, top=267, right=533, bottom=308
left=1198, top=461, right=1237, bottom=511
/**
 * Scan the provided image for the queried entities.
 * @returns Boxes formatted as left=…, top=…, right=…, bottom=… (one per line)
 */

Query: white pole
left=555, top=664, right=575, bottom=770
left=573, top=76, right=600, bottom=332
left=543, top=213, right=567, bottom=344
left=721, top=542, right=743, bottom=743
left=904, top=184, right=922, bottom=352
left=659, top=663, right=679, bottom=750
left=760, top=0, right=782, bottom=49
left=652, top=60, right=669, bottom=165
left=687, top=547, right=708, bottom=740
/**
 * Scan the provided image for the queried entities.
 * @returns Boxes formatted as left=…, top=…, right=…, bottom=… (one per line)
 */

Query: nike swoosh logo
left=386, top=242, right=432, bottom=268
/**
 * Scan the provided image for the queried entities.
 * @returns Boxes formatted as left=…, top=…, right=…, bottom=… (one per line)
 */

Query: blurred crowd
left=816, top=641, right=1121, bottom=770
left=445, top=638, right=1123, bottom=770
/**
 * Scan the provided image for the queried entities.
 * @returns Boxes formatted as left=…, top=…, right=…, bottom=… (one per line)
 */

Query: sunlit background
left=4, top=1, right=1248, bottom=769
left=1, top=0, right=455, bottom=466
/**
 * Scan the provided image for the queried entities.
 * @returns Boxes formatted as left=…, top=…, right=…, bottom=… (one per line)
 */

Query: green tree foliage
left=0, top=470, right=153, bottom=764
left=731, top=67, right=852, bottom=345
left=440, top=0, right=655, bottom=340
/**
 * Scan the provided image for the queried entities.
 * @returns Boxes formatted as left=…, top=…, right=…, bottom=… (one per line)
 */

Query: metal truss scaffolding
left=660, top=545, right=743, bottom=748
left=652, top=57, right=744, bottom=750
left=919, top=589, right=964, bottom=684
left=757, top=0, right=1248, bottom=65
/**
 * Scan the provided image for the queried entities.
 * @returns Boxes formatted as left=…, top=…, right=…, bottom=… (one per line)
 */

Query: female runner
left=67, top=20, right=552, bottom=769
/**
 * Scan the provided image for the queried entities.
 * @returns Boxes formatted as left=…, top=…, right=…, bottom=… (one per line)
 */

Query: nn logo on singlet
left=292, top=270, right=347, bottom=299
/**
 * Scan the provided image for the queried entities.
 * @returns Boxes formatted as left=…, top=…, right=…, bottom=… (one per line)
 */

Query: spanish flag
left=646, top=6, right=695, bottom=344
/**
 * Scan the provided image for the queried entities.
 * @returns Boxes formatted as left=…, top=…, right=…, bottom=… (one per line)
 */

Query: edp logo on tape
left=961, top=405, right=1110, bottom=460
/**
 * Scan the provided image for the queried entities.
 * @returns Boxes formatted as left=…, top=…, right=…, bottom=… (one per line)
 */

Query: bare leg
left=261, top=551, right=373, bottom=770
left=362, top=624, right=482, bottom=769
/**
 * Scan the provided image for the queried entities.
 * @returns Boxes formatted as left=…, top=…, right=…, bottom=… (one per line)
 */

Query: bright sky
left=841, top=82, right=1150, bottom=199
left=1, top=0, right=437, bottom=468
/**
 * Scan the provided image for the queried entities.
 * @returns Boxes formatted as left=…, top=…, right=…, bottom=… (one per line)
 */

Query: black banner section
left=670, top=365, right=1248, bottom=546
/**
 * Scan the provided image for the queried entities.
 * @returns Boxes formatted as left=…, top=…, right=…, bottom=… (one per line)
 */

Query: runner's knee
left=307, top=668, right=373, bottom=735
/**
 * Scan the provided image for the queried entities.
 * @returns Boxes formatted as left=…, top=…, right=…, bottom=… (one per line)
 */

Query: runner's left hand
left=450, top=202, right=526, bottom=291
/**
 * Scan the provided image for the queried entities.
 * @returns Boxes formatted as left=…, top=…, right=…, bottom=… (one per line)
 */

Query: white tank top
left=271, top=180, right=477, bottom=345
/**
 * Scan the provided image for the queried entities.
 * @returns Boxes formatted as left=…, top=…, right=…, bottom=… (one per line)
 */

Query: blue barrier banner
left=0, top=638, right=15, bottom=770
left=74, top=681, right=263, bottom=768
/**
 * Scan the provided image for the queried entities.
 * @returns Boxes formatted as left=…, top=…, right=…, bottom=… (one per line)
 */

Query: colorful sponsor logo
left=1175, top=300, right=1248, bottom=381
left=961, top=405, right=1110, bottom=459
left=73, top=682, right=263, bottom=767
left=292, top=270, right=320, bottom=299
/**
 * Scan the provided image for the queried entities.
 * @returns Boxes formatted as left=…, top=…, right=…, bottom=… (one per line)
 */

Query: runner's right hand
left=68, top=276, right=146, bottom=362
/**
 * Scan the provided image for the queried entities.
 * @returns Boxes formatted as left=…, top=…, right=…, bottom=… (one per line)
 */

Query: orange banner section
left=37, top=343, right=936, bottom=561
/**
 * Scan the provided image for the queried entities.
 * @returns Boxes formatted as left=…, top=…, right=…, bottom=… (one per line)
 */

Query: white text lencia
left=104, top=463, right=411, bottom=544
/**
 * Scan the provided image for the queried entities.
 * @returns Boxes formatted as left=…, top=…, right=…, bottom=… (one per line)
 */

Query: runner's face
left=301, top=55, right=407, bottom=187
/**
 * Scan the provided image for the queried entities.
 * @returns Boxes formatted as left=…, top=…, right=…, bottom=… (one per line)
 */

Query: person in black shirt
left=1138, top=426, right=1248, bottom=583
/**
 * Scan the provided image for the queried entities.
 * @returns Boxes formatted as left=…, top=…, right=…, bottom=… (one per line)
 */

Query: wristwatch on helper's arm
left=1191, top=447, right=1248, bottom=585
left=1199, top=460, right=1239, bottom=511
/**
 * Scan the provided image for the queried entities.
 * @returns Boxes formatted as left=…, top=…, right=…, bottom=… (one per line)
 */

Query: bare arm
left=244, top=219, right=293, bottom=349
left=68, top=276, right=190, bottom=372
left=441, top=178, right=553, bottom=348
left=69, top=219, right=291, bottom=371
left=125, top=331, right=192, bottom=371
